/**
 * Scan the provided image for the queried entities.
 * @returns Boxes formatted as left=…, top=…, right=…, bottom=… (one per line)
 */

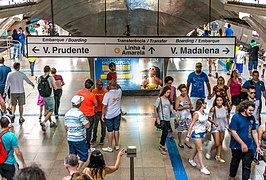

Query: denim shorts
left=105, top=114, right=121, bottom=132
left=191, top=132, right=206, bottom=139
left=43, top=96, right=55, bottom=112
left=248, top=60, right=258, bottom=70
left=68, top=140, right=88, bottom=162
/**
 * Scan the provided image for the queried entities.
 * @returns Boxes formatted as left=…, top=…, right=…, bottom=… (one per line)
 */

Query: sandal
left=178, top=144, right=184, bottom=148
left=159, top=145, right=167, bottom=152
left=184, top=143, right=192, bottom=149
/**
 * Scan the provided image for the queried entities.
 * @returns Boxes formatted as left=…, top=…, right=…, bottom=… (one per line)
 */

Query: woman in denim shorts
left=185, top=99, right=210, bottom=175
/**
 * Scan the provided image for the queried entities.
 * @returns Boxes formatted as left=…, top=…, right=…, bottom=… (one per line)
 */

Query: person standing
left=154, top=86, right=177, bottom=155
left=229, top=101, right=262, bottom=180
left=0, top=57, right=11, bottom=96
left=51, top=68, right=65, bottom=120
left=64, top=95, right=90, bottom=170
left=247, top=40, right=260, bottom=77
left=187, top=62, right=211, bottom=111
left=235, top=45, right=246, bottom=76
left=185, top=99, right=211, bottom=175
left=62, top=154, right=79, bottom=180
left=210, top=21, right=219, bottom=36
left=38, top=65, right=58, bottom=131
left=175, top=84, right=192, bottom=149
left=11, top=29, right=21, bottom=61
left=78, top=79, right=97, bottom=152
left=28, top=57, right=36, bottom=76
left=242, top=70, right=266, bottom=125
left=0, top=116, right=27, bottom=180
left=102, top=80, right=122, bottom=152
left=224, top=23, right=234, bottom=36
left=91, top=79, right=108, bottom=144
left=18, top=27, right=26, bottom=57
left=5, top=62, right=34, bottom=124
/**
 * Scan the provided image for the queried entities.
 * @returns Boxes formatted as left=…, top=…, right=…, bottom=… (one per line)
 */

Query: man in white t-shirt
left=235, top=45, right=246, bottom=76
left=102, top=80, right=122, bottom=152
left=35, top=24, right=43, bottom=36
left=261, top=49, right=266, bottom=78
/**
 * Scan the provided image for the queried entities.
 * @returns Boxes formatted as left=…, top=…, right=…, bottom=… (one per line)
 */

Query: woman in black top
left=11, top=29, right=21, bottom=60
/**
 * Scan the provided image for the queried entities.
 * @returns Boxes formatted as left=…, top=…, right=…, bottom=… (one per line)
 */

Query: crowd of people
left=154, top=61, right=266, bottom=179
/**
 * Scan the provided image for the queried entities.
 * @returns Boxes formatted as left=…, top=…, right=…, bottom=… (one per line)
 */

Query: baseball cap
left=196, top=62, right=202, bottom=67
left=71, top=95, right=84, bottom=105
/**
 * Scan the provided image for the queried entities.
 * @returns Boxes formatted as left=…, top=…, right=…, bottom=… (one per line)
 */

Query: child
left=235, top=45, right=246, bottom=76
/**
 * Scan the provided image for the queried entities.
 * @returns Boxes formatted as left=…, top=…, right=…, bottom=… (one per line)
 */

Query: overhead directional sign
left=27, top=36, right=236, bottom=58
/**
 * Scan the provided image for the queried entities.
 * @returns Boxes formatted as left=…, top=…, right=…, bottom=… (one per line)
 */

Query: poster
left=95, top=58, right=164, bottom=90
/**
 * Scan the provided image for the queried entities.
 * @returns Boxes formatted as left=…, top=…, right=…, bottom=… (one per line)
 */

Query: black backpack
left=38, top=76, right=52, bottom=97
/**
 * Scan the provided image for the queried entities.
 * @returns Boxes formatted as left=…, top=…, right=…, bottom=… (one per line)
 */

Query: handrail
left=0, top=37, right=22, bottom=60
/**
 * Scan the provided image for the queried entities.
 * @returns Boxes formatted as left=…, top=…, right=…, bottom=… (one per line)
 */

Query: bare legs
left=107, top=131, right=120, bottom=148
left=190, top=139, right=205, bottom=169
left=207, top=132, right=225, bottom=161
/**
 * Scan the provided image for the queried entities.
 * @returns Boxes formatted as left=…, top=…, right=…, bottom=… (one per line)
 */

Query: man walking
left=187, top=62, right=211, bottom=110
left=78, top=79, right=97, bottom=152
left=247, top=40, right=260, bottom=77
left=0, top=57, right=11, bottom=96
left=5, top=62, right=34, bottom=124
left=102, top=80, right=122, bottom=152
left=91, top=79, right=108, bottom=144
left=38, top=65, right=58, bottom=131
left=0, top=116, right=27, bottom=180
left=18, top=27, right=26, bottom=57
left=229, top=101, right=262, bottom=180
left=64, top=95, right=90, bottom=170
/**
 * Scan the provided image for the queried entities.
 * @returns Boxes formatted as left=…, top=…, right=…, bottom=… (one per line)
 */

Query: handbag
left=154, top=98, right=164, bottom=129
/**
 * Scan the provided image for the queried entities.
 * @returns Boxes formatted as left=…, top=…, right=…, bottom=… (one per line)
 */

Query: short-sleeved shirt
left=236, top=50, right=246, bottom=64
left=248, top=46, right=259, bottom=61
left=229, top=113, right=256, bottom=150
left=92, top=88, right=108, bottom=113
left=106, top=72, right=117, bottom=81
left=224, top=28, right=234, bottom=36
left=38, top=75, right=55, bottom=97
left=187, top=72, right=209, bottom=98
left=0, top=130, right=19, bottom=165
left=78, top=89, right=97, bottom=116
left=11, top=34, right=20, bottom=44
left=0, top=65, right=11, bottom=90
left=213, top=85, right=229, bottom=102
left=154, top=97, right=172, bottom=121
left=211, top=21, right=219, bottom=32
left=19, top=33, right=26, bottom=44
left=243, top=80, right=265, bottom=102
left=64, top=108, right=88, bottom=142
left=102, top=88, right=122, bottom=119
left=52, top=74, right=63, bottom=89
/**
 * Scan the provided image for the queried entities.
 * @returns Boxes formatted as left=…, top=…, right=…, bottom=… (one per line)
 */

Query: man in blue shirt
left=0, top=57, right=11, bottom=96
left=210, top=21, right=219, bottom=36
left=18, top=27, right=26, bottom=57
left=225, top=24, right=234, bottom=36
left=201, top=30, right=210, bottom=37
left=187, top=62, right=211, bottom=111
left=0, top=116, right=26, bottom=180
left=229, top=101, right=262, bottom=180
left=242, top=70, right=266, bottom=125
left=64, top=95, right=90, bottom=170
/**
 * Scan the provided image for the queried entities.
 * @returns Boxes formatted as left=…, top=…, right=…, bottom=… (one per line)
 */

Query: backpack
left=38, top=76, right=52, bottom=97
left=0, top=130, right=11, bottom=164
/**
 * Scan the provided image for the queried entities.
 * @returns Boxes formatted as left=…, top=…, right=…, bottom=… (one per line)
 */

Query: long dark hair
left=212, top=96, right=224, bottom=118
left=87, top=150, right=105, bottom=179
left=195, top=99, right=205, bottom=111
left=159, top=86, right=171, bottom=99
left=230, top=69, right=238, bottom=79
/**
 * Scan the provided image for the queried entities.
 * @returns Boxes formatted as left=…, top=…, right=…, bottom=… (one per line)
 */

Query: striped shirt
left=64, top=108, right=88, bottom=142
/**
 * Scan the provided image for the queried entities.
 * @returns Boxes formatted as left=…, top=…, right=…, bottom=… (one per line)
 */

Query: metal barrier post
left=126, top=146, right=137, bottom=180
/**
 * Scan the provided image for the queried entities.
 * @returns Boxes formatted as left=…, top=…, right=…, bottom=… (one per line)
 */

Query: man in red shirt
left=91, top=79, right=108, bottom=145
left=78, top=79, right=97, bottom=152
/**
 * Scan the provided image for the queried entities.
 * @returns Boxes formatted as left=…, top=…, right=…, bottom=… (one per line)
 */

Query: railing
left=228, top=0, right=266, bottom=5
left=0, top=37, right=22, bottom=60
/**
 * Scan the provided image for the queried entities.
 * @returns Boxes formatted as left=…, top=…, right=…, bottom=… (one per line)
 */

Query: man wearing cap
left=248, top=39, right=260, bottom=77
left=187, top=62, right=211, bottom=111
left=64, top=95, right=90, bottom=169
left=102, top=80, right=122, bottom=152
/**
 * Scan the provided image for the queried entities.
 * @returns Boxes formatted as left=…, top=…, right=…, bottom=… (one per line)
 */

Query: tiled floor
left=2, top=56, right=266, bottom=180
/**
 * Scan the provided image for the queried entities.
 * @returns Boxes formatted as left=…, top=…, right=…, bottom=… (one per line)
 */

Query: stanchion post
left=126, top=146, right=137, bottom=180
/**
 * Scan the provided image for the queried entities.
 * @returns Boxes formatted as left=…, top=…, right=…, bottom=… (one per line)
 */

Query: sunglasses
left=149, top=67, right=155, bottom=70
left=196, top=66, right=202, bottom=68
left=250, top=92, right=256, bottom=94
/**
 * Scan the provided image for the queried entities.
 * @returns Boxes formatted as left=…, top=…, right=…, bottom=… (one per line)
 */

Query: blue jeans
left=68, top=140, right=88, bottom=162
left=13, top=43, right=21, bottom=60
left=29, top=61, right=35, bottom=75
left=21, top=43, right=26, bottom=57
left=248, top=60, right=258, bottom=70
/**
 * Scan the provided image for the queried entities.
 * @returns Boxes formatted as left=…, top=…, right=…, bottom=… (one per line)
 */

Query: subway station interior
left=0, top=0, right=266, bottom=180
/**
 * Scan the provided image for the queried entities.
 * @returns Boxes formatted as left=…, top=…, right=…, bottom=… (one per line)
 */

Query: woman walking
left=227, top=70, right=242, bottom=111
left=154, top=86, right=177, bottom=155
left=175, top=84, right=192, bottom=149
left=185, top=99, right=210, bottom=175
left=206, top=96, right=229, bottom=163
left=11, top=29, right=21, bottom=61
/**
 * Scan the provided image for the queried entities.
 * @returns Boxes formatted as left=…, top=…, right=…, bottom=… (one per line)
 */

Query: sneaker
left=188, top=159, right=197, bottom=167
left=253, top=158, right=260, bottom=165
left=205, top=153, right=211, bottom=160
left=102, top=147, right=113, bottom=152
left=10, top=115, right=15, bottom=123
left=40, top=122, right=46, bottom=131
left=91, top=138, right=96, bottom=144
left=99, top=138, right=104, bottom=145
left=55, top=115, right=59, bottom=120
left=50, top=122, right=57, bottom=127
left=200, top=168, right=210, bottom=175
left=88, top=147, right=96, bottom=153
left=115, top=146, right=120, bottom=151
left=215, top=155, right=225, bottom=163
left=39, top=115, right=42, bottom=120
left=19, top=118, right=25, bottom=124
left=159, top=146, right=167, bottom=155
